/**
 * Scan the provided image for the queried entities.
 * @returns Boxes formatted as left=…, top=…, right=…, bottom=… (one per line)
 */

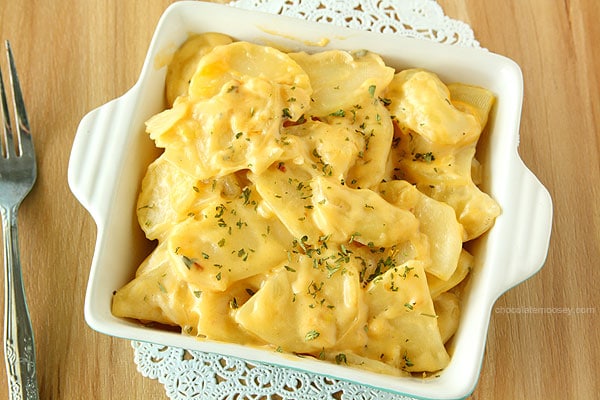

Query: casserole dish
left=68, top=2, right=552, bottom=398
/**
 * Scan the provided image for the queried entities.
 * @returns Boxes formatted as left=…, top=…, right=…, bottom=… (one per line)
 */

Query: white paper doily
left=133, top=341, right=416, bottom=400
left=133, top=1, right=482, bottom=399
left=228, top=0, right=481, bottom=48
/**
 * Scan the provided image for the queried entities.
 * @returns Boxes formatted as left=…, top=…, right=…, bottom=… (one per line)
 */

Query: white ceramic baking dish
left=68, top=2, right=552, bottom=399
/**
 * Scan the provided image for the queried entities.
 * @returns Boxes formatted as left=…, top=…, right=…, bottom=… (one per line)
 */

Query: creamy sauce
left=113, top=33, right=499, bottom=377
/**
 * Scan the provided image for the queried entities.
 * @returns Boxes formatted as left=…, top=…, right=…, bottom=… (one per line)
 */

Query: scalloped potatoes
left=112, top=33, right=499, bottom=376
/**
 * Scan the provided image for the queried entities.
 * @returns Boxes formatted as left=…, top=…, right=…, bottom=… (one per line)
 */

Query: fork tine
left=6, top=40, right=31, bottom=157
left=0, top=64, right=11, bottom=158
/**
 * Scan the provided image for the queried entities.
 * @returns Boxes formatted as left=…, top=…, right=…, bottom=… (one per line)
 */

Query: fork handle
left=2, top=206, right=39, bottom=400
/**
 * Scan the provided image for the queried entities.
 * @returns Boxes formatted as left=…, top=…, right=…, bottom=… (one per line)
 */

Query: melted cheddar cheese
left=112, top=33, right=500, bottom=376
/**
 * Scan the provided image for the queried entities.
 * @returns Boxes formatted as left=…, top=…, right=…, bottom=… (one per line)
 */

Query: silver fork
left=0, top=41, right=40, bottom=400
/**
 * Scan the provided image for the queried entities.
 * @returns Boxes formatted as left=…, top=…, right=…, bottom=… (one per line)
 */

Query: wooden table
left=0, top=1, right=598, bottom=398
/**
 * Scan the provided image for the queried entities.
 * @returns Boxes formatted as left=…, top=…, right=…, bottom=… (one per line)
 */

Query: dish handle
left=500, top=157, right=553, bottom=290
left=68, top=92, right=137, bottom=223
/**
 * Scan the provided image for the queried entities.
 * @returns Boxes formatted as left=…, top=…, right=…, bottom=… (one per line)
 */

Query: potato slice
left=195, top=275, right=265, bottom=344
left=362, top=260, right=450, bottom=372
left=235, top=256, right=365, bottom=354
left=311, top=176, right=418, bottom=247
left=289, top=49, right=394, bottom=117
left=427, top=249, right=473, bottom=298
left=165, top=33, right=234, bottom=106
left=433, top=291, right=460, bottom=344
left=379, top=180, right=463, bottom=280
left=280, top=119, right=362, bottom=183
left=167, top=189, right=292, bottom=291
left=112, top=243, right=200, bottom=331
left=448, top=82, right=495, bottom=129
left=136, top=155, right=199, bottom=241
left=136, top=155, right=246, bottom=241
left=389, top=133, right=475, bottom=187
left=189, top=41, right=311, bottom=121
left=418, top=181, right=501, bottom=241
left=319, top=351, right=410, bottom=377
left=249, top=162, right=323, bottom=244
left=323, top=100, right=394, bottom=189
left=385, top=69, right=481, bottom=146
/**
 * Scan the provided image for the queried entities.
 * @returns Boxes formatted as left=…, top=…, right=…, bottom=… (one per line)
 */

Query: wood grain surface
left=0, top=1, right=597, bottom=399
